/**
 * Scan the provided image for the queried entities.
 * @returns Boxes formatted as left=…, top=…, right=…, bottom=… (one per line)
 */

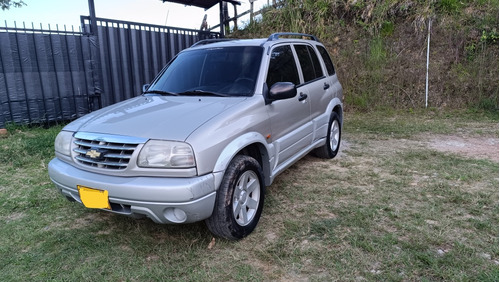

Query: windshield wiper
left=177, top=90, right=229, bottom=97
left=143, top=90, right=178, bottom=96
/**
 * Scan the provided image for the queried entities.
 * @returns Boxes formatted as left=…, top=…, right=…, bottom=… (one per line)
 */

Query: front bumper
left=48, top=158, right=217, bottom=224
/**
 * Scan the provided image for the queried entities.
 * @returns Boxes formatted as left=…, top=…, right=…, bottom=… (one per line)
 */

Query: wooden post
left=233, top=3, right=238, bottom=30
left=250, top=1, right=254, bottom=24
left=200, top=14, right=208, bottom=31
left=223, top=2, right=229, bottom=34
left=219, top=1, right=225, bottom=37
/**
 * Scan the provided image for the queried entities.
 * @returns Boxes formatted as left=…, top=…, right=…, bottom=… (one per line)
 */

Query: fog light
left=164, top=208, right=187, bottom=223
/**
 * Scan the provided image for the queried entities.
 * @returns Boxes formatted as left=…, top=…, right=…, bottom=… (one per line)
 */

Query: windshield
left=147, top=46, right=263, bottom=97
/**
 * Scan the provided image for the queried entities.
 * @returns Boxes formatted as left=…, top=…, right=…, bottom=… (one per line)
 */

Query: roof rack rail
left=267, top=33, right=319, bottom=42
left=191, top=38, right=236, bottom=48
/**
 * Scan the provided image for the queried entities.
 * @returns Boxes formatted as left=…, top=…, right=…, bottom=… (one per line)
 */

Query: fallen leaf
left=208, top=237, right=216, bottom=249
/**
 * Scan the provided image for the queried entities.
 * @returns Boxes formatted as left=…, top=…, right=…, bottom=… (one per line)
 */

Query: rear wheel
left=205, top=155, right=265, bottom=240
left=314, top=111, right=341, bottom=159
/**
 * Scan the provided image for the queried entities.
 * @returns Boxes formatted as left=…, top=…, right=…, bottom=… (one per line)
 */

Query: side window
left=317, top=45, right=336, bottom=76
left=266, top=45, right=300, bottom=88
left=294, top=45, right=323, bottom=83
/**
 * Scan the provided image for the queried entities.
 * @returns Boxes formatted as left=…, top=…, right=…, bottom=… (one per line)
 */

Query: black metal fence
left=0, top=17, right=219, bottom=128
left=86, top=17, right=219, bottom=106
left=0, top=23, right=95, bottom=126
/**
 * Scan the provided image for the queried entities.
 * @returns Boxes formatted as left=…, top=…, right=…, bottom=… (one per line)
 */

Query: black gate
left=85, top=16, right=219, bottom=106
left=0, top=18, right=219, bottom=128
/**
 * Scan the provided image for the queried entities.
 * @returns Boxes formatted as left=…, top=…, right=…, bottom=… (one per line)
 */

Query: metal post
left=87, top=0, right=103, bottom=109
left=30, top=22, right=49, bottom=122
left=13, top=21, right=32, bottom=123
left=88, top=0, right=98, bottom=35
left=1, top=20, right=14, bottom=123
left=425, top=18, right=431, bottom=108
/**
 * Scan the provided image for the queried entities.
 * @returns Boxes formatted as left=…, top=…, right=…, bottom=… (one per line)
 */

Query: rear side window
left=317, top=45, right=336, bottom=76
left=294, top=45, right=323, bottom=83
left=266, top=45, right=300, bottom=87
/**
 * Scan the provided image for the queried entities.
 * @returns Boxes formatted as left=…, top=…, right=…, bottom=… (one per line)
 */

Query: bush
left=232, top=0, right=498, bottom=111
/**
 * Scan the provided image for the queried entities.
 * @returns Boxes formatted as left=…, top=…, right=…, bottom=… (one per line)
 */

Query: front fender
left=212, top=132, right=273, bottom=187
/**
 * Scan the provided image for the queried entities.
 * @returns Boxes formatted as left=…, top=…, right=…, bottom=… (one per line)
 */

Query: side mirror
left=267, top=82, right=296, bottom=103
left=142, top=84, right=150, bottom=93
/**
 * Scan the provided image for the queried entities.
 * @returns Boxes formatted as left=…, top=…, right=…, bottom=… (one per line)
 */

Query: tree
left=1, top=0, right=25, bottom=10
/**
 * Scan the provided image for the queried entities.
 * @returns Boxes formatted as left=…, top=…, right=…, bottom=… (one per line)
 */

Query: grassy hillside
left=232, top=0, right=499, bottom=114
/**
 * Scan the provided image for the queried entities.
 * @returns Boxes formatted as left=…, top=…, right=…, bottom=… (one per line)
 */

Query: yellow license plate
left=78, top=185, right=111, bottom=209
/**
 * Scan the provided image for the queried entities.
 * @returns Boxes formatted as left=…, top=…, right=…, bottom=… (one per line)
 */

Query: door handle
left=323, top=83, right=330, bottom=90
left=298, top=93, right=308, bottom=101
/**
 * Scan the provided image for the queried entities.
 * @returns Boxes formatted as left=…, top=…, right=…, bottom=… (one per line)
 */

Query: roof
left=189, top=38, right=267, bottom=49
left=189, top=33, right=321, bottom=49
left=162, top=0, right=241, bottom=10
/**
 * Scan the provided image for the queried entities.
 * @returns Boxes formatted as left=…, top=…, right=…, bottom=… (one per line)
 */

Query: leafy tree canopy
left=1, top=0, right=25, bottom=10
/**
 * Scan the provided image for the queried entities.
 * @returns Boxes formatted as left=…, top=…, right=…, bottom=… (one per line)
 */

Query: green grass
left=0, top=111, right=498, bottom=280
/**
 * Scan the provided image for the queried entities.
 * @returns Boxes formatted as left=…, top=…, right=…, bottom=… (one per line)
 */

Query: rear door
left=293, top=44, right=331, bottom=142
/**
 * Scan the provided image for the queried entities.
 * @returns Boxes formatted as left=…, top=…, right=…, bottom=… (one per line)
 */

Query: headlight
left=138, top=140, right=195, bottom=168
left=54, top=131, right=73, bottom=156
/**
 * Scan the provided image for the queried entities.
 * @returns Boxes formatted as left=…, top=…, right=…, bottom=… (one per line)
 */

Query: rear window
left=294, top=45, right=324, bottom=83
left=317, top=45, right=336, bottom=76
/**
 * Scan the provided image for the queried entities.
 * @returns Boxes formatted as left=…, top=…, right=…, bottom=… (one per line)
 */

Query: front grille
left=73, top=132, right=146, bottom=170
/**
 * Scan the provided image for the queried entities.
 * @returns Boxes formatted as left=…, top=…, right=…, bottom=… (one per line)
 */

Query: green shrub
left=436, top=0, right=463, bottom=14
left=232, top=0, right=498, bottom=111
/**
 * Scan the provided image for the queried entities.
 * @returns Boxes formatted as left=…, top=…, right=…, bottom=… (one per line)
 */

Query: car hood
left=64, top=95, right=247, bottom=141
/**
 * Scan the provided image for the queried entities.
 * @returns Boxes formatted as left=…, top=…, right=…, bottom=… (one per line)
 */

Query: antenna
left=164, top=6, right=170, bottom=26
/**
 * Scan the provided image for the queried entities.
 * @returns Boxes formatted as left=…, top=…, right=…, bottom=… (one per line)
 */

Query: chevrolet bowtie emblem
left=86, top=149, right=102, bottom=159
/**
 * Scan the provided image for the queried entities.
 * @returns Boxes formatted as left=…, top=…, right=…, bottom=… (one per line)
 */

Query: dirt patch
left=428, top=135, right=498, bottom=162
left=3, top=212, right=26, bottom=222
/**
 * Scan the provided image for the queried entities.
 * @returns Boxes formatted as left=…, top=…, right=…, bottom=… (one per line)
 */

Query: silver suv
left=48, top=33, right=343, bottom=240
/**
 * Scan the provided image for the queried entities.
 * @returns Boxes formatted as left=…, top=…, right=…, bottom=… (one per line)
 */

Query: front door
left=265, top=44, right=312, bottom=169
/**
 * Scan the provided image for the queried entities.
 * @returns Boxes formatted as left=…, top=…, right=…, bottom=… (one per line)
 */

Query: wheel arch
left=328, top=98, right=343, bottom=126
left=333, top=103, right=343, bottom=128
left=213, top=132, right=273, bottom=187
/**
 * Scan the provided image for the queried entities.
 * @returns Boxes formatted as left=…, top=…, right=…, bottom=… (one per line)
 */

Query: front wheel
left=313, top=111, right=341, bottom=159
left=205, top=155, right=265, bottom=240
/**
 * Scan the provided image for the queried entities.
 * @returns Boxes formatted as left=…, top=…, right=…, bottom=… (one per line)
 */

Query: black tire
left=314, top=111, right=341, bottom=159
left=205, top=155, right=265, bottom=240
